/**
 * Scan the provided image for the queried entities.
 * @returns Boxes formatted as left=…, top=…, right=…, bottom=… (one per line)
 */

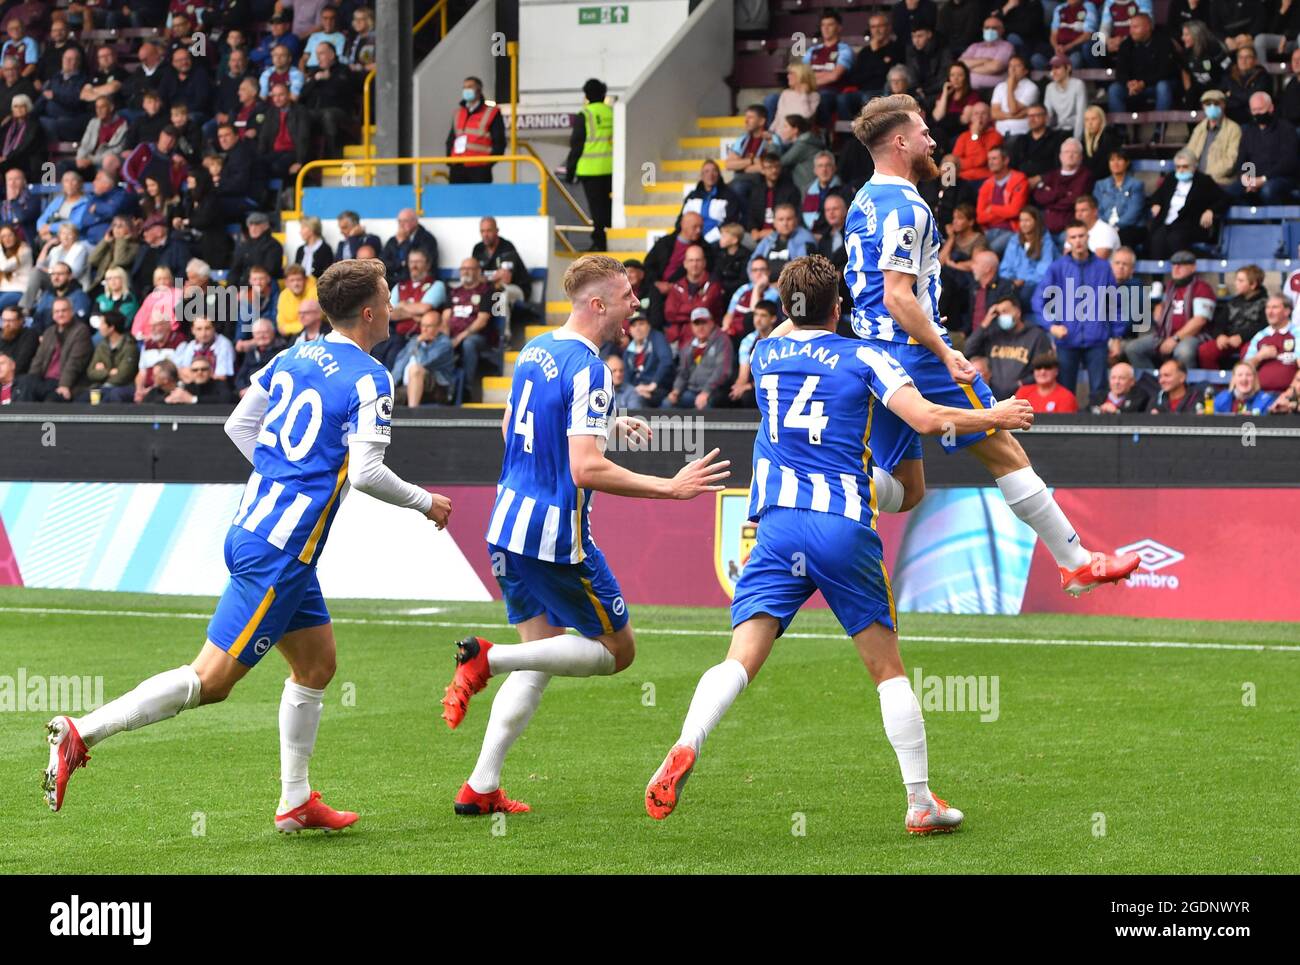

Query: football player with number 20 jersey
left=43, top=260, right=452, bottom=833
left=792, top=94, right=1139, bottom=597
left=439, top=256, right=730, bottom=817
left=646, top=255, right=1035, bottom=833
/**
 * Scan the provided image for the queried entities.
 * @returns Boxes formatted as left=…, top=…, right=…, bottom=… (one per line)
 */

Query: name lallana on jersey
left=760, top=339, right=842, bottom=369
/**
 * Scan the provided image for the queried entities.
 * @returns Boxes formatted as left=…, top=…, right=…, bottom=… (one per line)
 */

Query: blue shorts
left=865, top=340, right=998, bottom=472
left=731, top=508, right=897, bottom=637
left=489, top=543, right=629, bottom=638
left=207, top=527, right=331, bottom=667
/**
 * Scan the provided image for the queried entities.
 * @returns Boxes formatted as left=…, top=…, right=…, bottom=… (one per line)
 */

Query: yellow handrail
left=414, top=0, right=449, bottom=37
left=361, top=66, right=376, bottom=184
left=517, top=140, right=591, bottom=227
left=293, top=155, right=549, bottom=216
left=508, top=41, right=519, bottom=183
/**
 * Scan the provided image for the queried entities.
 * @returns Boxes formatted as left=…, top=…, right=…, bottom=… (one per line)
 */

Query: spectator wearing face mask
left=1145, top=151, right=1227, bottom=260
left=1186, top=90, right=1241, bottom=187
left=965, top=294, right=1053, bottom=400
left=1227, top=92, right=1299, bottom=204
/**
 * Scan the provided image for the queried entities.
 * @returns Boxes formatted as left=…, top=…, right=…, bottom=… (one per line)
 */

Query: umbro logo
left=1116, top=539, right=1184, bottom=572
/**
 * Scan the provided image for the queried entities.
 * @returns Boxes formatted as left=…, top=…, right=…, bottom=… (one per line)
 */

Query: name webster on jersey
left=518, top=345, right=560, bottom=381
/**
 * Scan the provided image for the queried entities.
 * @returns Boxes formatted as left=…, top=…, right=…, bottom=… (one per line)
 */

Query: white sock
left=467, top=671, right=550, bottom=794
left=871, top=465, right=905, bottom=513
left=279, top=679, right=325, bottom=811
left=487, top=634, right=615, bottom=677
left=995, top=467, right=1091, bottom=570
left=877, top=676, right=928, bottom=799
left=677, top=659, right=749, bottom=754
left=75, top=665, right=201, bottom=748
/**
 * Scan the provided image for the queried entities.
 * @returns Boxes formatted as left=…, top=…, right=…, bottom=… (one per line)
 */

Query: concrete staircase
left=552, top=114, right=745, bottom=262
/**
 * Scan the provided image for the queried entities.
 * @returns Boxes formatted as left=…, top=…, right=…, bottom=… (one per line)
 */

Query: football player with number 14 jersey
left=646, top=255, right=1036, bottom=834
left=44, top=260, right=452, bottom=833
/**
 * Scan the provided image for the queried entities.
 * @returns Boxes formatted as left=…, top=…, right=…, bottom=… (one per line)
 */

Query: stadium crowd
left=1, top=1, right=1299, bottom=415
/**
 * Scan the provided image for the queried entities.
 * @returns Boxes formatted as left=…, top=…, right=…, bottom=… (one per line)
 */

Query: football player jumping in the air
left=43, top=259, right=452, bottom=832
left=774, top=94, right=1140, bottom=596
left=440, top=255, right=730, bottom=816
left=646, top=256, right=1035, bottom=832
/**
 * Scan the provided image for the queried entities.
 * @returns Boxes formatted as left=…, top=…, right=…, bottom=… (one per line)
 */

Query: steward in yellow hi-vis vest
left=446, top=76, right=506, bottom=184
left=565, top=79, right=614, bottom=251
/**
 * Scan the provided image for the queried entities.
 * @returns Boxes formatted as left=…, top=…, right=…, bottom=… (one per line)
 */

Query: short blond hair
left=562, top=254, right=626, bottom=299
left=851, top=93, right=924, bottom=152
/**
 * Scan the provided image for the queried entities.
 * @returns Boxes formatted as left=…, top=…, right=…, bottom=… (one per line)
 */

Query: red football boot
left=440, top=636, right=494, bottom=729
left=1060, top=551, right=1141, bottom=596
left=274, top=791, right=359, bottom=833
left=42, top=716, right=89, bottom=813
left=645, top=744, right=696, bottom=820
left=453, top=782, right=530, bottom=815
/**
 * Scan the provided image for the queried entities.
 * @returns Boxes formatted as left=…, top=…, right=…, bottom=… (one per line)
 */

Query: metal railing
left=361, top=66, right=376, bottom=179
left=360, top=1, right=453, bottom=181
left=414, top=0, right=449, bottom=37
left=516, top=140, right=592, bottom=255
left=292, top=155, right=549, bottom=216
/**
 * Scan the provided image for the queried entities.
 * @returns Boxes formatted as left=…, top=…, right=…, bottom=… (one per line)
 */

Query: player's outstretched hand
left=992, top=398, right=1035, bottom=430
left=614, top=415, right=652, bottom=450
left=670, top=447, right=731, bottom=499
left=426, top=493, right=452, bottom=529
left=943, top=348, right=978, bottom=385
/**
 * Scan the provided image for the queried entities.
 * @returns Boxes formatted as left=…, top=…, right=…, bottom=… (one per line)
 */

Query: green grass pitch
left=1, top=586, right=1296, bottom=874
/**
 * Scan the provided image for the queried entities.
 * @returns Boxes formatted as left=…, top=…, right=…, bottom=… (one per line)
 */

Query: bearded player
left=439, top=255, right=730, bottom=816
left=776, top=94, right=1139, bottom=594
left=43, top=259, right=452, bottom=831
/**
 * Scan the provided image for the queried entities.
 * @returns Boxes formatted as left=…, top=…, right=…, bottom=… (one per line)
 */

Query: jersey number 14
left=760, top=373, right=828, bottom=445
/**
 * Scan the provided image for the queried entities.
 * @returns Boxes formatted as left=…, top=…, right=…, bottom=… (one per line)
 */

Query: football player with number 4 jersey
left=774, top=94, right=1140, bottom=597
left=43, top=260, right=453, bottom=833
left=646, top=255, right=1036, bottom=833
left=439, top=255, right=730, bottom=817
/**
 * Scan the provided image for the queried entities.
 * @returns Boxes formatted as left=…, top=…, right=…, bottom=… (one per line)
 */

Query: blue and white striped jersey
left=844, top=171, right=945, bottom=344
left=748, top=330, right=913, bottom=529
left=487, top=329, right=613, bottom=563
left=231, top=332, right=394, bottom=566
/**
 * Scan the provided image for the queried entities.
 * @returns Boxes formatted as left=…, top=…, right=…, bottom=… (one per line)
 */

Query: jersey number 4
left=258, top=370, right=324, bottom=462
left=513, top=378, right=535, bottom=453
left=759, top=373, right=828, bottom=445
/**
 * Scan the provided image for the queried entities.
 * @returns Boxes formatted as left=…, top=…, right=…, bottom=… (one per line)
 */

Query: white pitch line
left=1, top=605, right=1296, bottom=653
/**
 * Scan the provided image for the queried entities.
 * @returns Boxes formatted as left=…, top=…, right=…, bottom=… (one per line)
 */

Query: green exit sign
left=578, top=5, right=629, bottom=24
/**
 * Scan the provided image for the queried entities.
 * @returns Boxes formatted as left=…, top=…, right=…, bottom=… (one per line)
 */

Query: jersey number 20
left=258, top=370, right=324, bottom=462
left=759, top=373, right=828, bottom=445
